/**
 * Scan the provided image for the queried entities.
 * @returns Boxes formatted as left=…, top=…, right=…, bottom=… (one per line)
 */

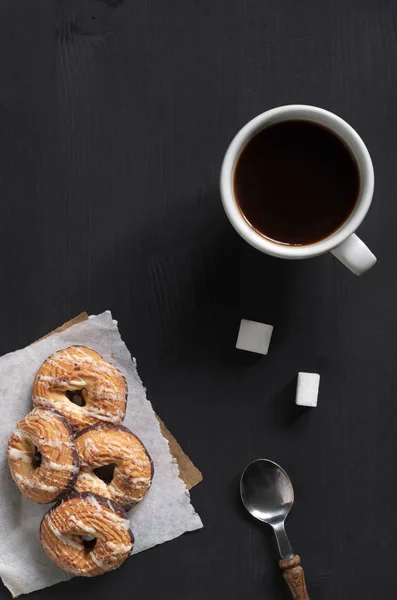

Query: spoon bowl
left=240, top=458, right=294, bottom=526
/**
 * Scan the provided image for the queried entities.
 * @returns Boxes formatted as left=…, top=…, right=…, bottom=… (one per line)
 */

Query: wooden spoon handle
left=279, top=555, right=310, bottom=599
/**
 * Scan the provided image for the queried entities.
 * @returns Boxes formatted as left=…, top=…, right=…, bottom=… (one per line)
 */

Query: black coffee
left=233, top=120, right=360, bottom=246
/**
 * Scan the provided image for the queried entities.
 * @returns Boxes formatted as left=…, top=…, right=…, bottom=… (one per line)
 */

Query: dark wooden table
left=0, top=1, right=396, bottom=598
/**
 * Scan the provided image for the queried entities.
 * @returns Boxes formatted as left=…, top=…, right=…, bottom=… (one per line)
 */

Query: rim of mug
left=220, top=104, right=375, bottom=259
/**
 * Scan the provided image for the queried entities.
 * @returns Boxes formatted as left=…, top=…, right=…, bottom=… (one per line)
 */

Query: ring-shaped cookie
left=32, top=346, right=127, bottom=432
left=40, top=492, right=134, bottom=576
left=7, top=407, right=79, bottom=503
left=74, top=424, right=153, bottom=510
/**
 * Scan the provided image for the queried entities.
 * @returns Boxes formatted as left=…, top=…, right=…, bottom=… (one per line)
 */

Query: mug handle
left=331, top=234, right=377, bottom=275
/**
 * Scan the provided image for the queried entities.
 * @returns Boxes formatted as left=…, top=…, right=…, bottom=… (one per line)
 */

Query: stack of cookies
left=7, top=346, right=153, bottom=577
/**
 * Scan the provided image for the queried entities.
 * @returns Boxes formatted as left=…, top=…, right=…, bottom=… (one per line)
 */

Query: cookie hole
left=65, top=389, right=86, bottom=407
left=94, top=463, right=116, bottom=484
left=32, top=447, right=42, bottom=469
left=81, top=535, right=97, bottom=551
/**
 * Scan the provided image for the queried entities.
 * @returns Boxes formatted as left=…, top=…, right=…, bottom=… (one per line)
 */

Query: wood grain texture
left=0, top=0, right=396, bottom=598
left=280, top=556, right=310, bottom=600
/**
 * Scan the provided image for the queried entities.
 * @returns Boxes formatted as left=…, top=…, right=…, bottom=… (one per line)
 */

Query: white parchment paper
left=0, top=311, right=203, bottom=597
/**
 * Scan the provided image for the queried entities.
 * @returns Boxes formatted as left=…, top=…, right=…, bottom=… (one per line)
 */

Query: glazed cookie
left=74, top=424, right=153, bottom=510
left=40, top=492, right=134, bottom=576
left=7, top=407, right=79, bottom=504
left=33, top=346, right=127, bottom=432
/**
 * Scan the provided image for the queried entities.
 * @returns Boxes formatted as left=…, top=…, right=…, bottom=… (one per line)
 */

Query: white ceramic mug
left=220, top=105, right=376, bottom=275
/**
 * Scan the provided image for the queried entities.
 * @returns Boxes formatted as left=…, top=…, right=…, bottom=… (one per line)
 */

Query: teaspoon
left=240, top=458, right=309, bottom=599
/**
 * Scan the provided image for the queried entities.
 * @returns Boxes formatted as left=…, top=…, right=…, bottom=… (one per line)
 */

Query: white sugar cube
left=236, top=319, right=273, bottom=355
left=296, top=372, right=320, bottom=407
